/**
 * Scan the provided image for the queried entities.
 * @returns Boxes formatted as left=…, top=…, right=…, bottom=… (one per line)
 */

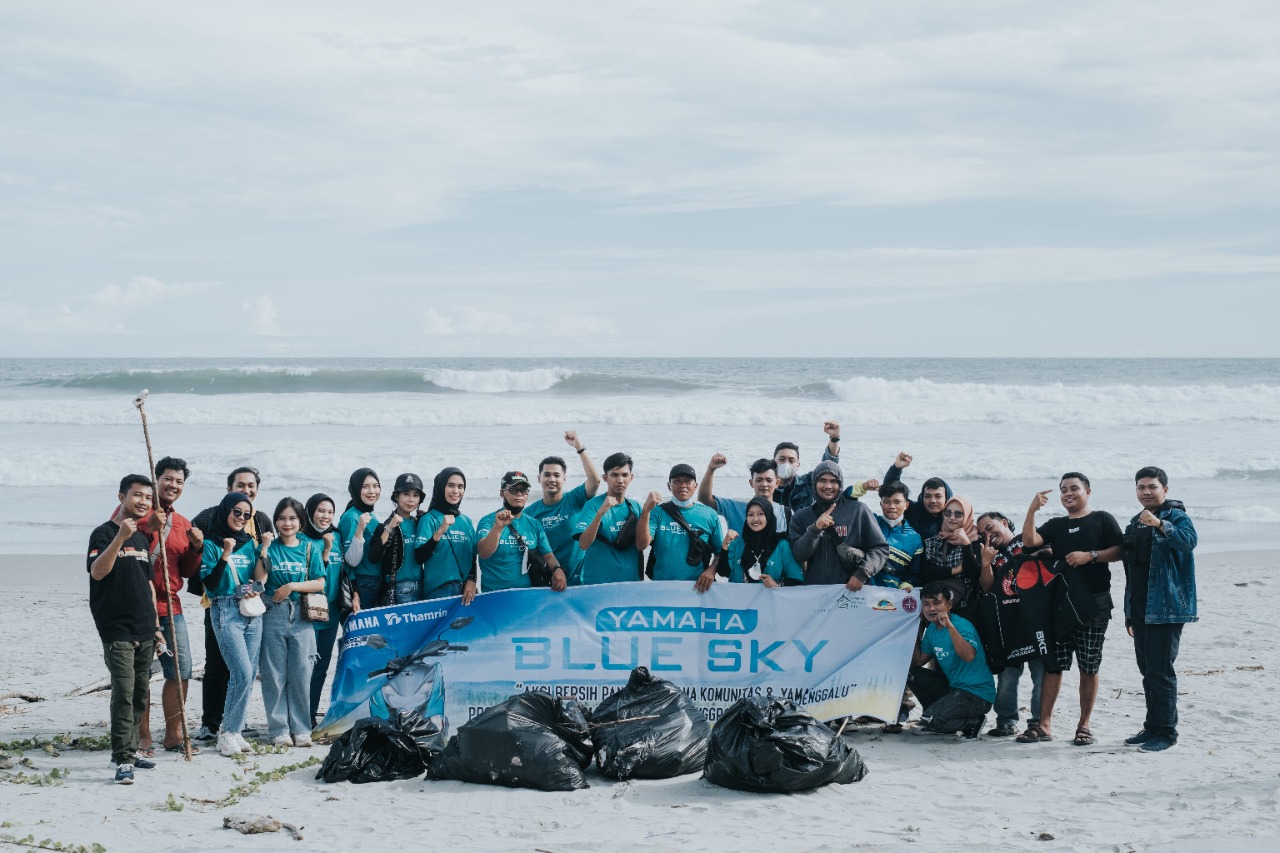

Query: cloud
left=242, top=295, right=283, bottom=336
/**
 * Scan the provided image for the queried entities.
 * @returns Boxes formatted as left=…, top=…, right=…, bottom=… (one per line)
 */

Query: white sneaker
left=217, top=733, right=240, bottom=757
left=272, top=735, right=293, bottom=748
left=292, top=733, right=313, bottom=748
left=233, top=732, right=253, bottom=753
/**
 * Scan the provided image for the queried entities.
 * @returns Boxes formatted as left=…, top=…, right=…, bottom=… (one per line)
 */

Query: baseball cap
left=392, top=473, right=425, bottom=496
left=668, top=463, right=697, bottom=481
left=500, top=471, right=531, bottom=491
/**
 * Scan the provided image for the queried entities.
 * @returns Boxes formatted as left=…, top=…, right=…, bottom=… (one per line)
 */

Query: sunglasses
left=941, top=509, right=966, bottom=519
left=229, top=508, right=252, bottom=519
left=505, top=485, right=530, bottom=495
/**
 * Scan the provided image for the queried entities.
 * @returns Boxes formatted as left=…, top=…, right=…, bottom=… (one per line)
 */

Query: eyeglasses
left=505, top=486, right=530, bottom=495
left=229, top=509, right=252, bottom=519
left=941, top=510, right=965, bottom=519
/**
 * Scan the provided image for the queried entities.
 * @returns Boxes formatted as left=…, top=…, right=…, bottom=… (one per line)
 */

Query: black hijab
left=739, top=496, right=781, bottom=577
left=428, top=468, right=466, bottom=517
left=208, top=492, right=254, bottom=550
left=346, top=468, right=379, bottom=513
left=302, top=493, right=337, bottom=540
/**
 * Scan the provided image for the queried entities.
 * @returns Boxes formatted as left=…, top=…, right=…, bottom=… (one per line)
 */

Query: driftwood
left=69, top=664, right=205, bottom=696
left=0, top=692, right=43, bottom=703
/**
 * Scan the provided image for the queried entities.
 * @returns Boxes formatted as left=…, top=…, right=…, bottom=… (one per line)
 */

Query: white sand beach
left=2, top=551, right=1277, bottom=852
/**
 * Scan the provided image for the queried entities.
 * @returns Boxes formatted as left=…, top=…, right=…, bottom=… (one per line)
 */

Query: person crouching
left=907, top=581, right=996, bottom=738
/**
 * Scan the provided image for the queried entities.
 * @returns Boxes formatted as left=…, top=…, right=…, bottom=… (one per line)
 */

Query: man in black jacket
left=790, top=461, right=890, bottom=588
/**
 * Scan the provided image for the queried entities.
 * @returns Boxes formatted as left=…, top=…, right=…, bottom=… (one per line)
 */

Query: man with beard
left=476, top=471, right=567, bottom=593
left=137, top=457, right=203, bottom=754
left=189, top=466, right=273, bottom=742
left=525, top=431, right=601, bottom=585
left=790, top=461, right=890, bottom=589
left=1121, top=466, right=1198, bottom=753
left=1021, top=472, right=1122, bottom=746
left=88, top=474, right=161, bottom=784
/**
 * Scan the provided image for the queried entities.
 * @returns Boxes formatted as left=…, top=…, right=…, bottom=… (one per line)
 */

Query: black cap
left=668, top=463, right=697, bottom=481
left=392, top=473, right=425, bottom=496
left=500, top=471, right=531, bottom=491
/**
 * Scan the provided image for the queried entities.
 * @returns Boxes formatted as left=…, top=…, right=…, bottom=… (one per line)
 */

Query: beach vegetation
left=0, top=831, right=105, bottom=852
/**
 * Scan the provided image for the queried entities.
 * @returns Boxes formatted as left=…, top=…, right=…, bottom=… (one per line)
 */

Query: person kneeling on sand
left=907, top=581, right=996, bottom=738
left=88, top=474, right=164, bottom=784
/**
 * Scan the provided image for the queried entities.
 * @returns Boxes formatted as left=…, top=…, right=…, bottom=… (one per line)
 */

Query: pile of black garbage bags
left=317, top=666, right=867, bottom=793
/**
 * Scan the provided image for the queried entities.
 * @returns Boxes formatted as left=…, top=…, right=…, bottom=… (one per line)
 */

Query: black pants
left=1132, top=621, right=1184, bottom=741
left=201, top=608, right=229, bottom=731
left=908, top=666, right=992, bottom=733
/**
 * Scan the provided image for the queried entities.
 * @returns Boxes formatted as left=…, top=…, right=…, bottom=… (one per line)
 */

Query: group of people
left=86, top=422, right=1198, bottom=785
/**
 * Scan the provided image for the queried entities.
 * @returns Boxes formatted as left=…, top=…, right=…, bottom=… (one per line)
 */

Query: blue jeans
left=1132, top=621, right=1183, bottom=741
left=423, top=580, right=462, bottom=601
left=260, top=599, right=318, bottom=738
left=354, top=575, right=384, bottom=610
left=212, top=597, right=262, bottom=735
left=994, top=658, right=1045, bottom=729
left=310, top=620, right=340, bottom=722
left=158, top=613, right=192, bottom=681
left=391, top=579, right=421, bottom=604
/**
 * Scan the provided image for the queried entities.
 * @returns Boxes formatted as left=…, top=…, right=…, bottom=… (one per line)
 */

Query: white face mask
left=776, top=463, right=798, bottom=480
left=671, top=496, right=696, bottom=508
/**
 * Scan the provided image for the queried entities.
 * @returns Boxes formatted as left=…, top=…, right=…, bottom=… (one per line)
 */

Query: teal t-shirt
left=417, top=510, right=477, bottom=595
left=200, top=538, right=259, bottom=598
left=921, top=615, right=996, bottom=703
left=305, top=530, right=345, bottom=626
left=647, top=502, right=724, bottom=582
left=572, top=496, right=643, bottom=585
left=525, top=484, right=590, bottom=581
left=476, top=511, right=553, bottom=593
left=381, top=514, right=423, bottom=583
left=338, top=507, right=382, bottom=578
left=264, top=538, right=325, bottom=600
left=725, top=538, right=805, bottom=585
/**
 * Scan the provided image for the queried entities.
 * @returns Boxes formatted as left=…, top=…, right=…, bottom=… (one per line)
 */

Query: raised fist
left=495, top=509, right=513, bottom=527
left=709, top=453, right=728, bottom=470
left=894, top=452, right=912, bottom=469
left=564, top=430, right=583, bottom=450
left=357, top=512, right=372, bottom=532
left=439, top=515, right=455, bottom=533
left=222, top=537, right=236, bottom=552
left=643, top=491, right=663, bottom=511
left=187, top=527, right=204, bottom=548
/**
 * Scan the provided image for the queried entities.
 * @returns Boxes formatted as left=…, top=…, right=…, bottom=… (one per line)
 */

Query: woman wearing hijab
left=260, top=497, right=325, bottom=748
left=302, top=493, right=341, bottom=726
left=920, top=495, right=983, bottom=608
left=199, top=492, right=269, bottom=758
left=414, top=467, right=479, bottom=603
left=720, top=496, right=804, bottom=587
left=367, top=473, right=426, bottom=605
left=338, top=468, right=382, bottom=613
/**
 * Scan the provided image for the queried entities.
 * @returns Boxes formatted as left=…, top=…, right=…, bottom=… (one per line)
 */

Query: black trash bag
left=703, top=697, right=868, bottom=793
left=392, top=707, right=446, bottom=761
left=591, top=666, right=710, bottom=780
left=427, top=691, right=593, bottom=791
left=315, top=717, right=426, bottom=784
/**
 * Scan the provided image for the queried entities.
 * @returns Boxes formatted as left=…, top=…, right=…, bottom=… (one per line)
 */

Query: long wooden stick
left=134, top=390, right=193, bottom=761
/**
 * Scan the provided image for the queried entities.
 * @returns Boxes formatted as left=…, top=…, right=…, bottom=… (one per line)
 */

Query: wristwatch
left=1089, top=550, right=1098, bottom=562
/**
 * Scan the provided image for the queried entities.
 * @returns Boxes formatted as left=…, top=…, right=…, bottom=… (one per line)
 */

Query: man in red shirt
left=138, top=457, right=203, bottom=753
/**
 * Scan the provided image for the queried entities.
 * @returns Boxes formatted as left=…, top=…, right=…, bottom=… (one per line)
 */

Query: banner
left=314, top=582, right=918, bottom=741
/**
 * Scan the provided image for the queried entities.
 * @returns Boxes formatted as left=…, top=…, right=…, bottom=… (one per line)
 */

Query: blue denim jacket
left=1122, top=504, right=1198, bottom=625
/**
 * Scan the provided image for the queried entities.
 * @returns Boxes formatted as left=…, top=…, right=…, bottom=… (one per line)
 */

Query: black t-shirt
left=87, top=521, right=157, bottom=643
left=1036, top=511, right=1123, bottom=593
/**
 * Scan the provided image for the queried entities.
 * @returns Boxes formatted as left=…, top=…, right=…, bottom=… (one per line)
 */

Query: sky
left=1, top=0, right=1278, bottom=357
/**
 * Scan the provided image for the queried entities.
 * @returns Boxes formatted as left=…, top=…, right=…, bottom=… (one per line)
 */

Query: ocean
left=3, top=357, right=1277, bottom=555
